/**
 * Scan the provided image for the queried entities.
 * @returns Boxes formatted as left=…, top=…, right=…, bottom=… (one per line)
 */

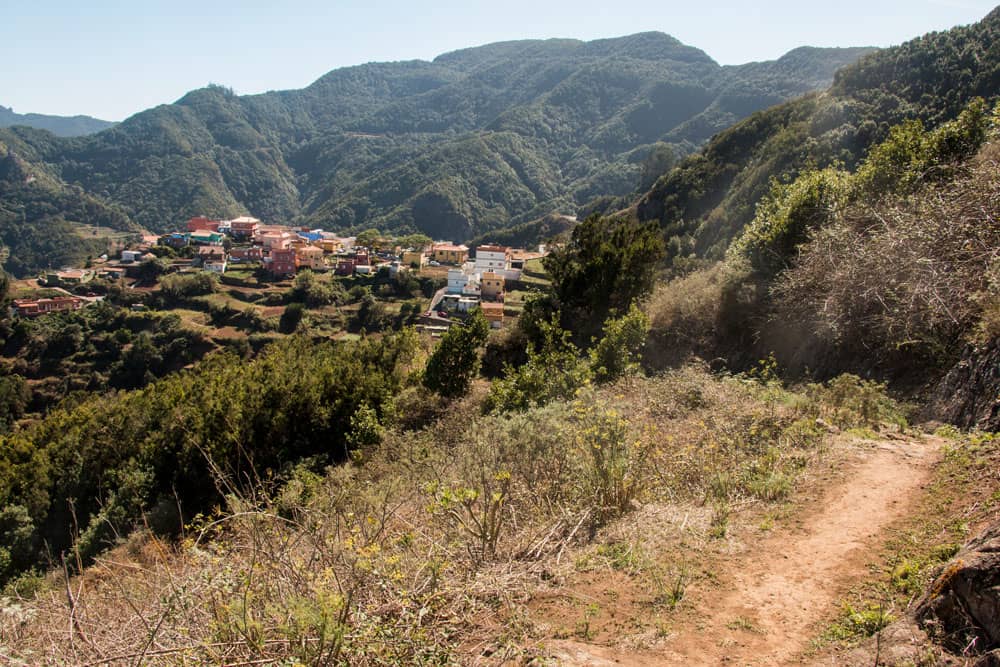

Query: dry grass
left=0, top=367, right=872, bottom=665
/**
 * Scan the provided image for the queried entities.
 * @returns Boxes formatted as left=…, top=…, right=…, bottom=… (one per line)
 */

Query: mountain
left=0, top=35, right=873, bottom=242
left=0, top=128, right=140, bottom=276
left=635, top=8, right=1000, bottom=261
left=0, top=105, right=116, bottom=137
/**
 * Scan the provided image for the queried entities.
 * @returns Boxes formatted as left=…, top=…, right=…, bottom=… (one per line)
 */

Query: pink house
left=269, top=248, right=299, bottom=276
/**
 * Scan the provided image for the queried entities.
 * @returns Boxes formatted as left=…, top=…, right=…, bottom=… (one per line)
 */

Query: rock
left=916, top=520, right=1000, bottom=656
left=923, top=338, right=1000, bottom=432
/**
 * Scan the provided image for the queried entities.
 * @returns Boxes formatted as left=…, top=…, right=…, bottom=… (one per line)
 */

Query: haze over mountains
left=0, top=105, right=115, bottom=137
left=0, top=33, right=872, bottom=255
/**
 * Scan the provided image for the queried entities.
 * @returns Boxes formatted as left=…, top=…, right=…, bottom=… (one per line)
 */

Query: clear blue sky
left=2, top=0, right=995, bottom=121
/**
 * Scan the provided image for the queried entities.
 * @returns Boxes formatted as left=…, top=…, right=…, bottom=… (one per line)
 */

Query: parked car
left=437, top=311, right=449, bottom=318
left=428, top=260, right=440, bottom=266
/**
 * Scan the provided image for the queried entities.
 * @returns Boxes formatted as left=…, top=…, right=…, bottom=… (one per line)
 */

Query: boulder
left=923, top=338, right=1000, bottom=432
left=916, top=520, right=1000, bottom=656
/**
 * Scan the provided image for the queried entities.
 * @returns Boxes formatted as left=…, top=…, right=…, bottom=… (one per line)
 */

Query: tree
left=398, top=233, right=432, bottom=250
left=543, top=215, right=664, bottom=338
left=355, top=228, right=382, bottom=249
left=280, top=302, right=305, bottom=333
left=423, top=309, right=490, bottom=398
left=638, top=142, right=676, bottom=192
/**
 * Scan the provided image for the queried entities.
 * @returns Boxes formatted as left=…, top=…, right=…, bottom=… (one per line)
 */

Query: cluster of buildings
left=155, top=216, right=359, bottom=277
left=11, top=295, right=89, bottom=317
left=427, top=244, right=540, bottom=329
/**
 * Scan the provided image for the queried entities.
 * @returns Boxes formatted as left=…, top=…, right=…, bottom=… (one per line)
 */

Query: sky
left=2, top=0, right=995, bottom=121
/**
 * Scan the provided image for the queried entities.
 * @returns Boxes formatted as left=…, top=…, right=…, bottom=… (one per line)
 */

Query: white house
left=121, top=250, right=143, bottom=263
left=474, top=245, right=510, bottom=273
left=447, top=263, right=481, bottom=295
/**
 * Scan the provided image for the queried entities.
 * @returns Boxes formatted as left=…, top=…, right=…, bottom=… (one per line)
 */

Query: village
left=9, top=215, right=549, bottom=336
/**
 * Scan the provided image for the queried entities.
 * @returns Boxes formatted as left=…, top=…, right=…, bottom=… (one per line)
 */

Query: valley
left=1, top=6, right=999, bottom=666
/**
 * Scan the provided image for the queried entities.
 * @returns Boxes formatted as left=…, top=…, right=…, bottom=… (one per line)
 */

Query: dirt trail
left=550, top=436, right=941, bottom=666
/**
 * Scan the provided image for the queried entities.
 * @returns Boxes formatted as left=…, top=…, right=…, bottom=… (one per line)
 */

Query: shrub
left=422, top=310, right=490, bottom=398
left=804, top=374, right=904, bottom=429
left=589, top=304, right=649, bottom=383
left=486, top=316, right=592, bottom=413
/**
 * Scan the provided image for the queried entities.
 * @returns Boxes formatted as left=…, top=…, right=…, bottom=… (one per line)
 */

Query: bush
left=486, top=316, right=592, bottom=413
left=804, top=374, right=905, bottom=429
left=589, top=304, right=650, bottom=382
left=423, top=310, right=490, bottom=398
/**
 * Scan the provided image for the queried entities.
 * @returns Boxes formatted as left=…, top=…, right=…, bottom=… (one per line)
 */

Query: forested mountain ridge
left=0, top=129, right=141, bottom=276
left=0, top=34, right=872, bottom=241
left=635, top=7, right=1000, bottom=261
left=0, top=105, right=116, bottom=137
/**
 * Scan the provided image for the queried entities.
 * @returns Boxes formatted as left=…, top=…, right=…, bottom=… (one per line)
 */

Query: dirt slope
left=548, top=435, right=941, bottom=666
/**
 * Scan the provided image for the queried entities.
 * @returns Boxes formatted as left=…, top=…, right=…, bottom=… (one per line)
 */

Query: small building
left=354, top=264, right=374, bottom=276
left=12, top=296, right=86, bottom=317
left=261, top=231, right=292, bottom=251
left=480, top=302, right=504, bottom=329
left=229, top=216, right=261, bottom=240
left=447, top=264, right=481, bottom=295
left=480, top=271, right=504, bottom=301
left=189, top=230, right=224, bottom=246
left=194, top=246, right=226, bottom=267
left=296, top=245, right=325, bottom=271
left=121, top=249, right=143, bottom=263
left=354, top=249, right=370, bottom=266
left=269, top=248, right=299, bottom=277
left=229, top=246, right=263, bottom=263
left=457, top=296, right=480, bottom=313
left=402, top=250, right=426, bottom=268
left=160, top=233, right=189, bottom=249
left=432, top=243, right=469, bottom=265
left=100, top=267, right=127, bottom=280
left=335, top=258, right=356, bottom=276
left=186, top=216, right=221, bottom=233
left=387, top=261, right=407, bottom=278
left=203, top=259, right=227, bottom=274
left=44, top=269, right=94, bottom=286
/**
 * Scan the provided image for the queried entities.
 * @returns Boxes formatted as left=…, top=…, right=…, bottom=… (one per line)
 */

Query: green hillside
left=636, top=7, right=1000, bottom=262
left=0, top=128, right=141, bottom=277
left=4, top=36, right=872, bottom=239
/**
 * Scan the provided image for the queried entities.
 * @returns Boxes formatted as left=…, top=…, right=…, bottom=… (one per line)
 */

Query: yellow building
left=403, top=250, right=426, bottom=268
left=431, top=243, right=469, bottom=265
left=480, top=271, right=504, bottom=301
left=480, top=302, right=504, bottom=328
left=295, top=245, right=326, bottom=270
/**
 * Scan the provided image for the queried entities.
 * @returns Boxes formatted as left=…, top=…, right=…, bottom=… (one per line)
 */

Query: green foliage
left=575, top=406, right=649, bottom=525
left=544, top=215, right=664, bottom=336
left=0, top=332, right=418, bottom=584
left=588, top=304, right=650, bottom=382
left=422, top=310, right=490, bottom=398
left=853, top=98, right=992, bottom=198
left=487, top=316, right=592, bottom=413
left=639, top=10, right=1000, bottom=264
left=0, top=37, right=869, bottom=245
left=804, top=374, right=905, bottom=429
left=731, top=167, right=849, bottom=276
left=279, top=302, right=305, bottom=333
left=156, top=270, right=218, bottom=305
left=0, top=374, right=29, bottom=432
left=286, top=271, right=345, bottom=308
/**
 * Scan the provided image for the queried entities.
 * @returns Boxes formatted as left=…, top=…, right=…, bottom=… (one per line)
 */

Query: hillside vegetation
left=636, top=6, right=1000, bottom=262
left=0, top=36, right=871, bottom=242
left=2, top=11, right=1000, bottom=667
